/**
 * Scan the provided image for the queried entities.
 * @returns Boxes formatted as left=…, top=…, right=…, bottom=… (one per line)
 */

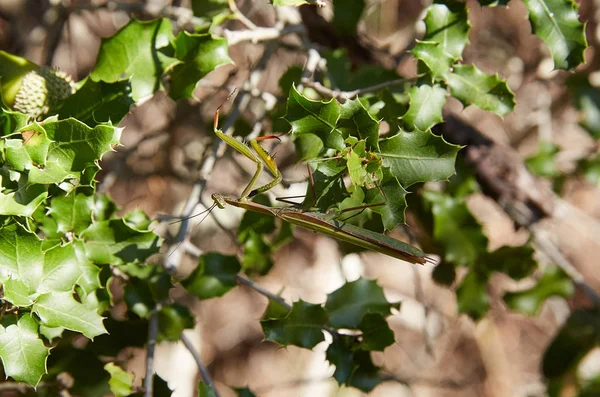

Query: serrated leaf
left=81, top=218, right=161, bottom=265
left=332, top=0, right=365, bottom=35
left=261, top=300, right=327, bottom=348
left=422, top=190, right=488, bottom=266
left=0, top=315, right=49, bottom=386
left=285, top=86, right=344, bottom=153
left=339, top=98, right=380, bottom=150
left=305, top=160, right=348, bottom=210
left=423, top=0, right=470, bottom=61
left=485, top=245, right=537, bottom=280
left=326, top=339, right=383, bottom=393
left=158, top=303, right=195, bottom=342
left=182, top=253, right=241, bottom=299
left=347, top=350, right=383, bottom=392
left=58, top=78, right=134, bottom=127
left=198, top=382, right=218, bottom=397
left=191, top=0, right=230, bottom=21
left=90, top=18, right=179, bottom=101
left=33, top=291, right=106, bottom=339
left=568, top=76, right=600, bottom=139
left=401, top=84, right=446, bottom=131
left=456, top=270, right=490, bottom=320
left=0, top=51, right=38, bottom=106
left=325, top=278, right=399, bottom=329
left=364, top=169, right=408, bottom=230
left=169, top=32, right=232, bottom=100
left=526, top=141, right=560, bottom=177
left=542, top=309, right=600, bottom=378
left=504, top=266, right=574, bottom=316
left=124, top=277, right=155, bottom=318
left=379, top=129, right=461, bottom=188
left=104, top=362, right=134, bottom=397
left=446, top=64, right=515, bottom=116
left=46, top=191, right=94, bottom=236
left=0, top=173, right=47, bottom=216
left=326, top=337, right=356, bottom=384
left=522, top=0, right=587, bottom=70
left=358, top=312, right=395, bottom=351
left=411, top=41, right=453, bottom=79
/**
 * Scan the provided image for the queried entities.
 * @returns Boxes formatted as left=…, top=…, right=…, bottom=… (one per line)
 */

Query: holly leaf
left=0, top=50, right=38, bottom=106
left=484, top=245, right=537, bottom=280
left=358, top=312, right=395, bottom=351
left=104, top=362, right=134, bottom=397
left=45, top=191, right=94, bottom=237
left=568, top=75, right=600, bottom=139
left=198, top=382, right=218, bottom=397
left=0, top=173, right=47, bottom=216
left=411, top=41, right=453, bottom=79
left=234, top=387, right=257, bottom=397
left=422, top=0, right=471, bottom=61
left=332, top=0, right=365, bottom=35
left=57, top=78, right=134, bottom=127
left=90, top=18, right=179, bottom=101
left=81, top=218, right=161, bottom=265
left=325, top=278, right=399, bottom=329
left=305, top=159, right=348, bottom=211
left=285, top=86, right=344, bottom=154
left=182, top=253, right=241, bottom=299
left=456, top=270, right=490, bottom=320
left=158, top=303, right=195, bottom=342
left=338, top=98, right=380, bottom=150
left=504, top=266, right=574, bottom=316
left=261, top=300, right=327, bottom=348
left=0, top=315, right=49, bottom=387
left=445, top=64, right=515, bottom=117
left=525, top=141, right=560, bottom=178
left=364, top=169, right=408, bottom=230
left=422, top=190, right=488, bottom=266
left=401, top=84, right=446, bottom=131
left=191, top=0, right=230, bottom=22
left=326, top=338, right=383, bottom=393
left=522, top=0, right=587, bottom=70
left=379, top=129, right=461, bottom=188
left=169, top=32, right=232, bottom=100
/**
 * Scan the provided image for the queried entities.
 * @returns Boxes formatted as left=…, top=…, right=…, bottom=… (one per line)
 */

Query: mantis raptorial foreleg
left=214, top=90, right=282, bottom=199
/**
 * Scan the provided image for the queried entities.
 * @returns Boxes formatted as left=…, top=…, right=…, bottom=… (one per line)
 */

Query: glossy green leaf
left=104, top=362, right=134, bottom=397
left=198, top=382, right=218, bottom=397
left=0, top=51, right=38, bottom=106
left=579, top=154, right=600, bottom=184
left=422, top=190, right=488, bottom=266
left=358, top=312, right=395, bottom=351
left=332, top=0, right=365, bottom=35
left=456, top=270, right=489, bottom=320
left=90, top=18, right=179, bottom=101
left=234, top=387, right=257, bottom=397
left=325, top=278, right=399, bottom=329
left=169, top=32, right=231, bottom=100
left=81, top=218, right=161, bottom=265
left=0, top=173, right=47, bottom=216
left=568, top=76, right=600, bottom=138
left=411, top=41, right=453, bottom=79
left=326, top=338, right=383, bottom=393
left=261, top=300, right=327, bottom=348
left=543, top=309, right=600, bottom=378
left=339, top=98, right=379, bottom=150
left=158, top=303, right=195, bottom=342
left=401, top=84, right=446, bottom=131
left=57, top=79, right=134, bottom=127
left=504, top=266, right=574, bottom=316
left=446, top=64, right=515, bottom=117
left=525, top=141, right=560, bottom=178
left=182, top=253, right=241, bottom=299
left=285, top=86, right=344, bottom=153
left=241, top=232, right=274, bottom=276
left=305, top=160, right=348, bottom=211
left=522, top=0, right=587, bottom=70
left=364, top=169, right=408, bottom=230
left=191, top=0, right=230, bottom=21
left=45, top=191, right=94, bottom=237
left=485, top=245, right=537, bottom=280
left=423, top=0, right=470, bottom=61
left=379, top=129, right=461, bottom=187
left=0, top=315, right=49, bottom=386
left=33, top=291, right=106, bottom=339
left=124, top=277, right=155, bottom=318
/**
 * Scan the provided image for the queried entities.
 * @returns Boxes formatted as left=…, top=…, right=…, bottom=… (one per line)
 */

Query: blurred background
left=1, top=0, right=599, bottom=396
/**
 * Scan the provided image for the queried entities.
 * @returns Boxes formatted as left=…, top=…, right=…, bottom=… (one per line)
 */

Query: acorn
left=13, top=67, right=75, bottom=119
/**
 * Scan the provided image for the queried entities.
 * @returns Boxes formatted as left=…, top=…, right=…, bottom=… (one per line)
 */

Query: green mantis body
left=211, top=93, right=428, bottom=265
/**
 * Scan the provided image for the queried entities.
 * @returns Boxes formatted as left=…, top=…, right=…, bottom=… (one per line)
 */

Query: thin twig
left=144, top=309, right=160, bottom=397
left=228, top=0, right=257, bottom=30
left=224, top=24, right=305, bottom=45
left=302, top=77, right=417, bottom=102
left=236, top=274, right=291, bottom=310
left=181, top=333, right=220, bottom=396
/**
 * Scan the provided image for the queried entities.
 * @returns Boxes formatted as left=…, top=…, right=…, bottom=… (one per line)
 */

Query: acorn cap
left=13, top=67, right=75, bottom=119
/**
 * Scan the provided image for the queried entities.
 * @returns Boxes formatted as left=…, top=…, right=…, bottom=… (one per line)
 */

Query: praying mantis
left=205, top=92, right=429, bottom=265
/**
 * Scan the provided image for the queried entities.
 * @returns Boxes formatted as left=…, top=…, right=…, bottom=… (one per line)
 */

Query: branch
left=144, top=308, right=160, bottom=397
left=181, top=333, right=220, bottom=397
left=302, top=77, right=417, bottom=102
left=235, top=274, right=291, bottom=310
left=224, top=24, right=305, bottom=46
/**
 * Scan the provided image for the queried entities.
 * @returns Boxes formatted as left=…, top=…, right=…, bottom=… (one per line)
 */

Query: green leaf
left=198, top=382, right=218, bottom=397
left=0, top=51, right=38, bottom=106
left=0, top=173, right=47, bottom=216
left=484, top=245, right=537, bottom=280
left=182, top=253, right=241, bottom=299
left=456, top=270, right=490, bottom=320
left=191, top=0, right=230, bottom=21
left=522, top=0, right=587, bottom=70
left=326, top=339, right=383, bottom=393
left=45, top=191, right=94, bottom=237
left=305, top=160, right=348, bottom=210
left=422, top=190, right=488, bottom=266
left=401, top=84, right=446, bottom=131
left=234, top=387, right=257, bottom=397
left=90, top=18, right=179, bottom=101
left=411, top=41, right=453, bottom=79
left=358, top=312, right=395, bottom=351
left=379, top=129, right=461, bottom=188
left=241, top=232, right=274, bottom=276
left=270, top=0, right=320, bottom=5
left=332, top=0, right=365, bottom=35
left=364, top=169, right=408, bottom=230
left=568, top=76, right=600, bottom=139
left=285, top=86, right=344, bottom=154
left=81, top=218, right=161, bottom=265
left=261, top=300, right=327, bottom=348
left=57, top=78, right=134, bottom=127
left=124, top=277, right=155, bottom=318
left=33, top=291, right=106, bottom=339
left=525, top=141, right=560, bottom=178
left=325, top=278, right=399, bottom=329
left=503, top=266, right=574, bottom=316
left=446, top=64, right=515, bottom=117
left=169, top=32, right=232, bottom=100
left=542, top=309, right=600, bottom=378
left=158, top=303, right=195, bottom=342
left=104, top=362, right=134, bottom=397
left=339, top=98, right=380, bottom=150
left=422, top=0, right=471, bottom=61
left=0, top=315, right=49, bottom=386
left=579, top=154, right=600, bottom=184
